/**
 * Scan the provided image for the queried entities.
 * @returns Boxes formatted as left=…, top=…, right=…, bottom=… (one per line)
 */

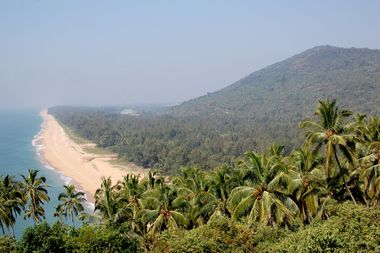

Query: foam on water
left=32, top=122, right=75, bottom=186
left=31, top=118, right=95, bottom=208
left=0, top=110, right=94, bottom=237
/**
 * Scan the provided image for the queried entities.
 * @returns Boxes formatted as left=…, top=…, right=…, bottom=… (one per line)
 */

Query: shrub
left=152, top=215, right=255, bottom=253
left=71, top=224, right=142, bottom=253
left=16, top=222, right=142, bottom=253
left=17, top=222, right=70, bottom=253
left=255, top=202, right=380, bottom=253
left=0, top=236, right=16, bottom=253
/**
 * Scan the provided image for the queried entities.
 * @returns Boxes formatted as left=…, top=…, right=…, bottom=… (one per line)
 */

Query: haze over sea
left=0, top=109, right=76, bottom=237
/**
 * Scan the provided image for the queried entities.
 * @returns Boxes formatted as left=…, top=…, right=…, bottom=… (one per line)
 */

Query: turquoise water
left=0, top=109, right=83, bottom=237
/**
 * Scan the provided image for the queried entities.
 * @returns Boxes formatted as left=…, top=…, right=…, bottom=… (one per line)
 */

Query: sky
left=0, top=1, right=379, bottom=109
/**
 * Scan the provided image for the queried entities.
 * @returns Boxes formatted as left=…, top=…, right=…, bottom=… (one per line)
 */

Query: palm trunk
left=333, top=146, right=357, bottom=205
left=32, top=204, right=36, bottom=225
left=32, top=195, right=37, bottom=224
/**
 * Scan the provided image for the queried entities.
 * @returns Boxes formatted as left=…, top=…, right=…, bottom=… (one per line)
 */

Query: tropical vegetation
left=0, top=99, right=380, bottom=252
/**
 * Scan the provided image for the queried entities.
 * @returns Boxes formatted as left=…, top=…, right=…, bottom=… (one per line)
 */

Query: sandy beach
left=40, top=110, right=147, bottom=203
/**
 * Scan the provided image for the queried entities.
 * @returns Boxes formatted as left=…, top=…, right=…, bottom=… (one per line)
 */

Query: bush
left=17, top=222, right=70, bottom=253
left=255, top=202, right=380, bottom=253
left=16, top=222, right=142, bottom=253
left=71, top=224, right=142, bottom=253
left=152, top=215, right=255, bottom=253
left=0, top=236, right=16, bottom=253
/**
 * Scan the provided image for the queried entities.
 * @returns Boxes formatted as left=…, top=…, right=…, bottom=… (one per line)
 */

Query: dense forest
left=1, top=99, right=380, bottom=252
left=50, top=46, right=380, bottom=173
left=49, top=107, right=254, bottom=172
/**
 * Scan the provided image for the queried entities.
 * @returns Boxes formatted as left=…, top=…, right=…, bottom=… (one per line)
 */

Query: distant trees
left=48, top=107, right=271, bottom=173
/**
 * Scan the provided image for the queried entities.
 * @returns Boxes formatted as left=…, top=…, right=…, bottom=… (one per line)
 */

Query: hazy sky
left=0, top=1, right=379, bottom=108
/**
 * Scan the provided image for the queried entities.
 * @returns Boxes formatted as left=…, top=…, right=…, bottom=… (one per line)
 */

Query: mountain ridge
left=50, top=45, right=380, bottom=172
left=170, top=45, right=380, bottom=118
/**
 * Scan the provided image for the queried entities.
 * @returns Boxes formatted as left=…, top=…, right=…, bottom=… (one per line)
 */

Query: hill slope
left=50, top=46, right=380, bottom=173
left=171, top=45, right=380, bottom=119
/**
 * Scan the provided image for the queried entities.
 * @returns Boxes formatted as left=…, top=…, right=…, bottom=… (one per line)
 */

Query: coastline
left=37, top=110, right=147, bottom=204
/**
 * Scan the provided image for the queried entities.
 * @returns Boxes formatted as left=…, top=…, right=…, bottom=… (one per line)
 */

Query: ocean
left=0, top=109, right=84, bottom=237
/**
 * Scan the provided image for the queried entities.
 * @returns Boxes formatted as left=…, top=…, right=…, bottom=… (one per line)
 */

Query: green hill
left=50, top=46, right=380, bottom=173
left=172, top=45, right=380, bottom=117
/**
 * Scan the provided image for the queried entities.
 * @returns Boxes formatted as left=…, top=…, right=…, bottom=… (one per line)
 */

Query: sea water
left=0, top=109, right=88, bottom=237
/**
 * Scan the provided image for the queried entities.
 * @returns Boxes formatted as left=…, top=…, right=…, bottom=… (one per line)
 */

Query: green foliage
left=0, top=175, right=24, bottom=235
left=55, top=184, right=86, bottom=226
left=16, top=222, right=142, bottom=253
left=255, top=202, right=380, bottom=252
left=228, top=151, right=299, bottom=226
left=21, top=169, right=50, bottom=223
left=17, top=222, right=70, bottom=253
left=70, top=224, right=141, bottom=253
left=0, top=236, right=16, bottom=253
left=152, top=215, right=255, bottom=253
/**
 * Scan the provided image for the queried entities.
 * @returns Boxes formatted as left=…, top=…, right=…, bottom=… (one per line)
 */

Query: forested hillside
left=49, top=46, right=380, bottom=173
left=173, top=45, right=380, bottom=116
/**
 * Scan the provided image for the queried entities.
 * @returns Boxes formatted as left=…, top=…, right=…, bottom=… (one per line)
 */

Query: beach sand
left=40, top=110, right=147, bottom=203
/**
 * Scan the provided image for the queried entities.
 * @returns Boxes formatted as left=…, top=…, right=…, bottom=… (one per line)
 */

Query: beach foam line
left=32, top=123, right=75, bottom=186
left=38, top=110, right=147, bottom=207
left=32, top=112, right=95, bottom=207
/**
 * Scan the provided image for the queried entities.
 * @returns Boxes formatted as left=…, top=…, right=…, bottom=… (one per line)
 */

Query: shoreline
left=38, top=110, right=147, bottom=204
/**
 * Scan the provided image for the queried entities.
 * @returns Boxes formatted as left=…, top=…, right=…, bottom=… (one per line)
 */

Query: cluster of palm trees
left=0, top=169, right=87, bottom=235
left=92, top=99, right=380, bottom=235
left=1, top=99, right=379, bottom=237
left=0, top=169, right=50, bottom=235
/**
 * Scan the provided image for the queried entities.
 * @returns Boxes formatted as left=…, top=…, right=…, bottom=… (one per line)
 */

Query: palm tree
left=140, top=169, right=164, bottom=190
left=0, top=198, right=12, bottom=235
left=206, top=165, right=235, bottom=216
left=172, top=167, right=206, bottom=193
left=172, top=167, right=217, bottom=227
left=21, top=169, right=50, bottom=223
left=300, top=99, right=357, bottom=204
left=53, top=204, right=64, bottom=222
left=55, top=184, right=86, bottom=226
left=286, top=148, right=328, bottom=223
left=0, top=175, right=24, bottom=235
left=138, top=184, right=188, bottom=234
left=115, top=174, right=144, bottom=231
left=359, top=157, right=380, bottom=206
left=77, top=211, right=101, bottom=224
left=228, top=151, right=298, bottom=226
left=354, top=116, right=380, bottom=205
left=94, top=177, right=119, bottom=223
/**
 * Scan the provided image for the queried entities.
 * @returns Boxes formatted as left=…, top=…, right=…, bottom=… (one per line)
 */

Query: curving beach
left=40, top=110, right=146, bottom=203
